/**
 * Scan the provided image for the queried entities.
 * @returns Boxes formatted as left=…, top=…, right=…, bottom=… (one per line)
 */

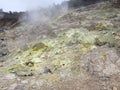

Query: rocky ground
left=0, top=1, right=120, bottom=90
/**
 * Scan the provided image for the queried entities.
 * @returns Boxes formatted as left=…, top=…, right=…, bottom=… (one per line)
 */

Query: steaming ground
left=0, top=1, right=120, bottom=90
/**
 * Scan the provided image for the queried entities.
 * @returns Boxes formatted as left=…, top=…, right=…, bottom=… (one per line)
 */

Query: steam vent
left=0, top=0, right=120, bottom=90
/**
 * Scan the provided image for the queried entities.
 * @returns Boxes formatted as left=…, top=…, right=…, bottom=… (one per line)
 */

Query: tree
left=110, top=0, right=120, bottom=7
left=68, top=0, right=102, bottom=8
left=0, top=9, right=3, bottom=12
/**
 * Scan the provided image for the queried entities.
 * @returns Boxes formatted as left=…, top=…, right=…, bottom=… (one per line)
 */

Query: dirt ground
left=0, top=1, right=120, bottom=90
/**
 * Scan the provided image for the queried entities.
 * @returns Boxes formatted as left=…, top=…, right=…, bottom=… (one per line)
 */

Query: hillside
left=0, top=1, right=120, bottom=90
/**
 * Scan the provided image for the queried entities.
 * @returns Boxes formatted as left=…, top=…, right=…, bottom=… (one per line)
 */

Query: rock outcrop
left=0, top=28, right=9, bottom=58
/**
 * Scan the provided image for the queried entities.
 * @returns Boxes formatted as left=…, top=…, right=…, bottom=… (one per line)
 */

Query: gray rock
left=0, top=48, right=9, bottom=57
left=43, top=67, right=52, bottom=74
left=81, top=47, right=120, bottom=77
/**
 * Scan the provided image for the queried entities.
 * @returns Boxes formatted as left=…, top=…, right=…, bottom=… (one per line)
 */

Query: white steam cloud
left=0, top=0, right=66, bottom=12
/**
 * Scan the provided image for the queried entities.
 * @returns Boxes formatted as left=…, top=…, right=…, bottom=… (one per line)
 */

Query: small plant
left=95, top=22, right=107, bottom=30
left=32, top=42, right=48, bottom=51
